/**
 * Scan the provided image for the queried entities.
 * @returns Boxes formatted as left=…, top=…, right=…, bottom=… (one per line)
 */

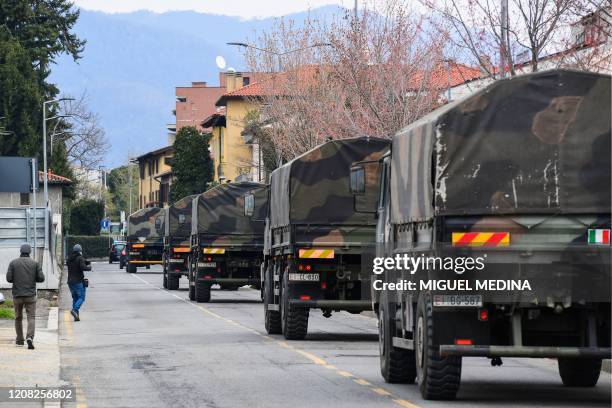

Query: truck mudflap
left=439, top=345, right=612, bottom=358
left=288, top=299, right=371, bottom=312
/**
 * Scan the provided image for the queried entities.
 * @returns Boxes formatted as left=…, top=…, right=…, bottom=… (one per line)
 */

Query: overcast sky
left=72, top=0, right=352, bottom=18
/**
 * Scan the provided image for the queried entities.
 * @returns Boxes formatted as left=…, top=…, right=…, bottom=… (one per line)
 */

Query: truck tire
left=264, top=266, right=281, bottom=334
left=558, top=358, right=601, bottom=387
left=379, top=296, right=416, bottom=383
left=416, top=293, right=461, bottom=400
left=127, top=263, right=137, bottom=274
left=162, top=262, right=168, bottom=289
left=281, top=271, right=309, bottom=340
left=195, top=281, right=211, bottom=303
left=167, top=274, right=180, bottom=290
left=189, top=284, right=195, bottom=301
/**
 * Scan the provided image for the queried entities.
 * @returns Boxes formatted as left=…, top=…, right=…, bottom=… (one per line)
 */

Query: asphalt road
left=59, top=262, right=611, bottom=408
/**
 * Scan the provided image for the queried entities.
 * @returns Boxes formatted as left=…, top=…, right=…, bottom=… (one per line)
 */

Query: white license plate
left=169, top=259, right=184, bottom=263
left=198, top=262, right=216, bottom=268
left=129, top=252, right=139, bottom=255
left=433, top=295, right=482, bottom=307
left=289, top=273, right=319, bottom=282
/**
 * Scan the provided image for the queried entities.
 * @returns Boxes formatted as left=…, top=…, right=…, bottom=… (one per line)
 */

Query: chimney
left=192, top=81, right=207, bottom=87
left=226, top=72, right=236, bottom=93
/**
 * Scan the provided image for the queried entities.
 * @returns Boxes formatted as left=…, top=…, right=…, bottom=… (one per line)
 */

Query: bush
left=66, top=235, right=113, bottom=258
left=69, top=199, right=104, bottom=235
left=0, top=300, right=14, bottom=320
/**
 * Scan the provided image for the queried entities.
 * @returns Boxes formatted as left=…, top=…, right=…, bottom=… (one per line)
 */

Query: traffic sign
left=101, top=218, right=110, bottom=229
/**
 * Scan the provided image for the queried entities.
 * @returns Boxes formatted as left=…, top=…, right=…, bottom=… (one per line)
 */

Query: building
left=205, top=72, right=272, bottom=183
left=135, top=145, right=174, bottom=209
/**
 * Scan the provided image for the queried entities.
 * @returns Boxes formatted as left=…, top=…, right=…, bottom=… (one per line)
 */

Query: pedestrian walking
left=67, top=244, right=91, bottom=321
left=5, top=243, right=45, bottom=349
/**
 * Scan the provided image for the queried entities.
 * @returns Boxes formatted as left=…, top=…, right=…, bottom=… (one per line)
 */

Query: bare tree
left=244, top=0, right=447, bottom=161
left=53, top=93, right=108, bottom=170
left=422, top=0, right=611, bottom=76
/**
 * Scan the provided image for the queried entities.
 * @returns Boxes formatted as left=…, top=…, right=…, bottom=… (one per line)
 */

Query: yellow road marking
left=63, top=311, right=73, bottom=339
left=372, top=387, right=392, bottom=396
left=130, top=273, right=422, bottom=408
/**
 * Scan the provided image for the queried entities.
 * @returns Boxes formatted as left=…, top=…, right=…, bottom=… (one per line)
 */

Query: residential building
left=135, top=145, right=174, bottom=210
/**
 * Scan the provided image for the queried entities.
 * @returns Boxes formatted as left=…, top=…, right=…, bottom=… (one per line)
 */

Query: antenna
left=216, top=56, right=227, bottom=70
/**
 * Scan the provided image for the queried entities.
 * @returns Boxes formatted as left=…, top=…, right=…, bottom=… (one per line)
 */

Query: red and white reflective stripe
left=298, top=249, right=335, bottom=259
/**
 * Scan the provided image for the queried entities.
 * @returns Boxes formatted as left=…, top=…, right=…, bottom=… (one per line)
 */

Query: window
left=20, top=193, right=30, bottom=206
left=178, top=214, right=186, bottom=224
left=177, top=96, right=187, bottom=103
left=219, top=128, right=225, bottom=160
left=349, top=166, right=365, bottom=194
left=154, top=217, right=162, bottom=230
left=243, top=77, right=250, bottom=86
left=244, top=193, right=254, bottom=216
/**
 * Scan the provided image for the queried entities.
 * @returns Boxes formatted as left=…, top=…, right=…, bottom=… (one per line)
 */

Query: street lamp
left=42, top=97, right=74, bottom=250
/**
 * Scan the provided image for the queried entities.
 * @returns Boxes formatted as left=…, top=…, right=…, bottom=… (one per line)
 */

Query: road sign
left=101, top=218, right=110, bottom=229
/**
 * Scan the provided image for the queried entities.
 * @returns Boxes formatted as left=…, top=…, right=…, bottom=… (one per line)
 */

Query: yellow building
left=135, top=145, right=174, bottom=209
left=203, top=72, right=265, bottom=183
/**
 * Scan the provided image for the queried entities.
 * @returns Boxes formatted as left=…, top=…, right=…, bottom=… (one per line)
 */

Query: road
left=59, top=262, right=611, bottom=408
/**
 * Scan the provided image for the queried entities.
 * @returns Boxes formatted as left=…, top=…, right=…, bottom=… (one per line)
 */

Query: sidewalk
left=0, top=304, right=62, bottom=408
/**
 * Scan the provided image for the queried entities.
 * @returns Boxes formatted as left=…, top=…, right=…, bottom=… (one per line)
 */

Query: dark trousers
left=14, top=295, right=37, bottom=341
left=69, top=282, right=86, bottom=312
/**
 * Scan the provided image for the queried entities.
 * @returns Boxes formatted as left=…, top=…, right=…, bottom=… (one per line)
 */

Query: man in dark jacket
left=67, top=244, right=91, bottom=321
left=6, top=243, right=45, bottom=349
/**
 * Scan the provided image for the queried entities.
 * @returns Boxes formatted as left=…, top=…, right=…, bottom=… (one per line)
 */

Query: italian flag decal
left=588, top=229, right=610, bottom=245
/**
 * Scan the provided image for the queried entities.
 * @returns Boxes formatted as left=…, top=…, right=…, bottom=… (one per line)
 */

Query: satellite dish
left=216, top=56, right=226, bottom=69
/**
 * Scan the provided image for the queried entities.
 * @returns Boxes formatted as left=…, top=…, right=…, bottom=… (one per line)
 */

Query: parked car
left=109, top=241, right=126, bottom=264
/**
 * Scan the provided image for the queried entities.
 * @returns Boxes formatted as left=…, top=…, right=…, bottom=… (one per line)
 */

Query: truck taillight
left=298, top=264, right=312, bottom=271
left=478, top=309, right=488, bottom=321
left=455, top=339, right=473, bottom=345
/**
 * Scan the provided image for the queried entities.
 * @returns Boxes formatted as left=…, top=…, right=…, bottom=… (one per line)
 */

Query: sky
left=72, top=0, right=353, bottom=19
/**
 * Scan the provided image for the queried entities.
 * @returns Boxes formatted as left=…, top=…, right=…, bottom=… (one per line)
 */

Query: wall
left=138, top=150, right=173, bottom=209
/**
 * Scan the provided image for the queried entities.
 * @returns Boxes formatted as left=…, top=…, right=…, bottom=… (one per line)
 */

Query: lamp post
left=42, top=98, right=74, bottom=250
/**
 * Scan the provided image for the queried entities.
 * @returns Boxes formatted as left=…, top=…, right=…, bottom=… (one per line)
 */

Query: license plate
left=198, top=262, right=216, bottom=268
left=169, top=259, right=183, bottom=263
left=289, top=273, right=319, bottom=282
left=148, top=250, right=161, bottom=255
left=433, top=295, right=482, bottom=307
left=129, top=252, right=139, bottom=255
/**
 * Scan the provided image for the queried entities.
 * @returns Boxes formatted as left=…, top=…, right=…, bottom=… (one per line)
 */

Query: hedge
left=66, top=235, right=115, bottom=259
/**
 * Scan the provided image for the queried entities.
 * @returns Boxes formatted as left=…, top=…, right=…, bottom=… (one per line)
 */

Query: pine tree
left=170, top=127, right=214, bottom=203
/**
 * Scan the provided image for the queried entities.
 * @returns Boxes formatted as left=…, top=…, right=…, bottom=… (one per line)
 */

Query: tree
left=244, top=1, right=446, bottom=160
left=170, top=127, right=214, bottom=203
left=69, top=199, right=104, bottom=235
left=107, top=164, right=138, bottom=218
left=420, top=0, right=611, bottom=76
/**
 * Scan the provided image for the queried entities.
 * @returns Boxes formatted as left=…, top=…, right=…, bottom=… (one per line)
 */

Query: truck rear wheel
left=195, top=281, right=211, bottom=303
left=162, top=262, right=168, bottom=288
left=167, top=274, right=180, bottom=290
left=188, top=284, right=195, bottom=301
left=281, top=272, right=308, bottom=340
left=379, top=297, right=416, bottom=383
left=416, top=293, right=461, bottom=400
left=127, top=263, right=137, bottom=273
left=558, top=358, right=601, bottom=387
left=264, top=266, right=281, bottom=334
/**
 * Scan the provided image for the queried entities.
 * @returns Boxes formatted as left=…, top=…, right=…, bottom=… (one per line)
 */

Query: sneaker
left=15, top=340, right=24, bottom=346
left=26, top=338, right=34, bottom=350
left=70, top=310, right=80, bottom=321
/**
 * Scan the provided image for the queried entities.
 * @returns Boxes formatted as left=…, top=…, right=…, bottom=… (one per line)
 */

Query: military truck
left=188, top=182, right=267, bottom=302
left=126, top=207, right=165, bottom=274
left=163, top=195, right=198, bottom=290
left=263, top=137, right=389, bottom=340
left=366, top=70, right=611, bottom=400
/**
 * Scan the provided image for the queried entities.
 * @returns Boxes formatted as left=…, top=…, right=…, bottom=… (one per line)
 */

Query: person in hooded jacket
left=67, top=244, right=91, bottom=321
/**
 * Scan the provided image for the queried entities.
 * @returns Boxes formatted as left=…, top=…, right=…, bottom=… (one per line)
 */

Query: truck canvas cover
left=127, top=207, right=165, bottom=243
left=270, top=137, right=390, bottom=228
left=391, top=69, right=611, bottom=223
left=192, top=182, right=267, bottom=247
left=166, top=194, right=198, bottom=242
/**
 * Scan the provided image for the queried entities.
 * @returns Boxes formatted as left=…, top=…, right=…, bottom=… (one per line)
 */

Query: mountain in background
left=49, top=6, right=344, bottom=167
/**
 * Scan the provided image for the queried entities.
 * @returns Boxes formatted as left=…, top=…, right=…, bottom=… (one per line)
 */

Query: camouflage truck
left=366, top=70, right=611, bottom=400
left=163, top=194, right=198, bottom=290
left=126, top=207, right=165, bottom=273
left=188, top=182, right=267, bottom=302
left=263, top=137, right=389, bottom=340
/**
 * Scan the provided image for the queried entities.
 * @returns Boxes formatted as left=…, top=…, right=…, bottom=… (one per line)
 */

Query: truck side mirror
left=350, top=166, right=365, bottom=195
left=244, top=193, right=255, bottom=217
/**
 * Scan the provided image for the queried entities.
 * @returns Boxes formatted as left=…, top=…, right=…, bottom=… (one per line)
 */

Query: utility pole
left=354, top=0, right=358, bottom=20
left=499, top=0, right=509, bottom=78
